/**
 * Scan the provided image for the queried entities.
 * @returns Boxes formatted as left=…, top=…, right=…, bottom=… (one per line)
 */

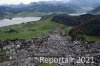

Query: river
left=0, top=17, right=41, bottom=27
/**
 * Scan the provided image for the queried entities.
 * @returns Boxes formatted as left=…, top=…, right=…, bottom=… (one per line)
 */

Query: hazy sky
left=0, top=0, right=42, bottom=4
left=0, top=0, right=70, bottom=4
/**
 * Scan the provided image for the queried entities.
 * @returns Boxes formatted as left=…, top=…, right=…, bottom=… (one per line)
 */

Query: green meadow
left=84, top=35, right=100, bottom=44
left=0, top=17, right=72, bottom=40
left=38, top=63, right=57, bottom=66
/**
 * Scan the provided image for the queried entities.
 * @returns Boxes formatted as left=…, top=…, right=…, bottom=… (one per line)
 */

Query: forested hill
left=51, top=14, right=100, bottom=26
left=69, top=19, right=100, bottom=36
left=51, top=14, right=100, bottom=37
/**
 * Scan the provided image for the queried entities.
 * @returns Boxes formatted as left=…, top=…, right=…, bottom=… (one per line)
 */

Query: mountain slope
left=51, top=14, right=100, bottom=43
left=0, top=6, right=23, bottom=19
left=69, top=0, right=100, bottom=12
left=88, top=6, right=100, bottom=14
left=0, top=6, right=13, bottom=19
left=69, top=19, right=100, bottom=36
left=51, top=14, right=100, bottom=26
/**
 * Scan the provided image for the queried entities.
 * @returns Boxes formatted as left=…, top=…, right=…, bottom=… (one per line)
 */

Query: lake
left=68, top=13, right=86, bottom=16
left=0, top=17, right=41, bottom=27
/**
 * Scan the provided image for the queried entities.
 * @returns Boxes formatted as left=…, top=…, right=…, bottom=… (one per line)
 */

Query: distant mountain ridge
left=70, top=0, right=100, bottom=7
left=88, top=6, right=100, bottom=15
left=0, top=2, right=79, bottom=19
